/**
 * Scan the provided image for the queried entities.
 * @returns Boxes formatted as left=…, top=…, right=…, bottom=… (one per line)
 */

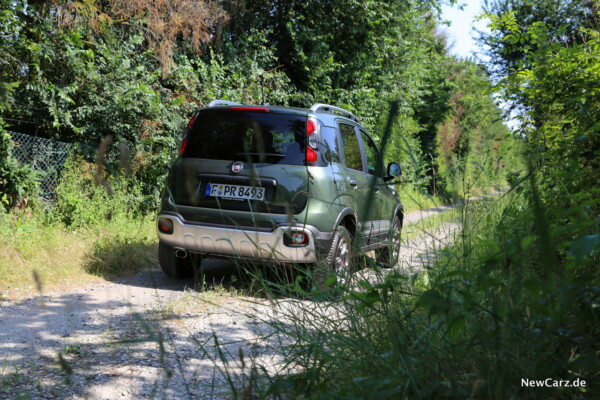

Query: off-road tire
left=313, top=225, right=354, bottom=290
left=375, top=215, right=401, bottom=268
left=158, top=242, right=194, bottom=279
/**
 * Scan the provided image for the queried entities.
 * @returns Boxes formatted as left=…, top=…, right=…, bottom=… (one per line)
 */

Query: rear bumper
left=157, top=214, right=332, bottom=263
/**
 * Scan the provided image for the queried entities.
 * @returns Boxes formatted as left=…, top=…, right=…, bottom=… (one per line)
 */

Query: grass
left=396, top=183, right=444, bottom=212
left=402, top=207, right=461, bottom=240
left=0, top=181, right=458, bottom=301
left=0, top=194, right=456, bottom=302
left=0, top=211, right=156, bottom=299
left=6, top=185, right=591, bottom=399
left=211, top=186, right=598, bottom=399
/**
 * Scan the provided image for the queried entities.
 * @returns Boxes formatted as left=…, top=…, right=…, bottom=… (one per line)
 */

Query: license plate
left=204, top=183, right=265, bottom=201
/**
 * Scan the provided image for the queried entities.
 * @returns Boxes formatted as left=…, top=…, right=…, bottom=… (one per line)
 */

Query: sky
left=440, top=0, right=490, bottom=59
left=440, top=1, right=518, bottom=128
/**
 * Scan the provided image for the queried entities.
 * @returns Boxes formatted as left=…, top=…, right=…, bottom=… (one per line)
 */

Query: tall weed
left=211, top=171, right=599, bottom=399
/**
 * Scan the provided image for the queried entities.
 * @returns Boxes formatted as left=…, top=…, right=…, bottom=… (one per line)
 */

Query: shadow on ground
left=0, top=261, right=288, bottom=399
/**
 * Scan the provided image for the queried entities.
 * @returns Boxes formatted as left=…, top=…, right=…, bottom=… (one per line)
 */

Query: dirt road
left=0, top=207, right=460, bottom=399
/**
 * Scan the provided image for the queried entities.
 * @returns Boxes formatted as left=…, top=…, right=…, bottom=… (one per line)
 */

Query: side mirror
left=384, top=162, right=402, bottom=182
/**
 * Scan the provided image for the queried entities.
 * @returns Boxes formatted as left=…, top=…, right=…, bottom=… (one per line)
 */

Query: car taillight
left=307, top=118, right=317, bottom=135
left=306, top=117, right=319, bottom=163
left=180, top=114, right=196, bottom=155
left=179, top=137, right=188, bottom=155
left=306, top=146, right=318, bottom=163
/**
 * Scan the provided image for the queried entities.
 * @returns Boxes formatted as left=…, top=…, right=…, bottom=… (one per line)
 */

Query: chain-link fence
left=8, top=131, right=73, bottom=200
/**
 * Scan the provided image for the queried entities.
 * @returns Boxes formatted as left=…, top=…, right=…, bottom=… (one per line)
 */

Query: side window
left=339, top=123, right=363, bottom=171
left=360, top=130, right=382, bottom=177
left=321, top=126, right=341, bottom=163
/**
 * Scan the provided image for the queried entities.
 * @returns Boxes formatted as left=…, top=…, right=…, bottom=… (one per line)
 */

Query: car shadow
left=112, top=256, right=309, bottom=302
left=111, top=258, right=238, bottom=292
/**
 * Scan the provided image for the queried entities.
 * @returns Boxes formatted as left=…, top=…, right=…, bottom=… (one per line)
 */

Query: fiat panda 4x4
left=156, top=100, right=403, bottom=282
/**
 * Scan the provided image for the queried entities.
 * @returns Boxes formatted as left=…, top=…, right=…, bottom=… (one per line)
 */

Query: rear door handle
left=348, top=179, right=358, bottom=187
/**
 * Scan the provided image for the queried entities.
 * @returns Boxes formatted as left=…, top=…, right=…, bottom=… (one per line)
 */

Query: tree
left=51, top=0, right=228, bottom=74
left=480, top=0, right=599, bottom=77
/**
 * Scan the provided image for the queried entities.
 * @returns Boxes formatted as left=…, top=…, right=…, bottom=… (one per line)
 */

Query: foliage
left=52, top=0, right=229, bottom=74
left=0, top=3, right=38, bottom=206
left=483, top=4, right=600, bottom=301
left=293, top=2, right=600, bottom=397
left=0, top=156, right=156, bottom=295
left=1, top=1, right=298, bottom=209
left=481, top=0, right=600, bottom=78
left=489, top=11, right=600, bottom=191
left=0, top=125, right=39, bottom=209
left=0, top=207, right=156, bottom=296
left=221, top=0, right=435, bottom=94
left=168, top=31, right=294, bottom=109
left=0, top=1, right=598, bottom=397
left=221, top=186, right=598, bottom=400
left=0, top=0, right=515, bottom=209
left=51, top=156, right=142, bottom=227
left=217, top=0, right=518, bottom=199
left=205, top=5, right=600, bottom=395
left=85, top=229, right=157, bottom=278
left=411, top=190, right=599, bottom=398
left=434, top=59, right=520, bottom=196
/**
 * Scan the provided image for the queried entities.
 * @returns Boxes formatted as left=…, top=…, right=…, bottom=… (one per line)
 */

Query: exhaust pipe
left=175, top=248, right=188, bottom=259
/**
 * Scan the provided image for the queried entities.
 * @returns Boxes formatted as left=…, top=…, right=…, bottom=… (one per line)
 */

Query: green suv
left=157, top=100, right=403, bottom=281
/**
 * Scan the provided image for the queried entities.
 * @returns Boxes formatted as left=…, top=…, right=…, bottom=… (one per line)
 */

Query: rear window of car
left=183, top=110, right=307, bottom=165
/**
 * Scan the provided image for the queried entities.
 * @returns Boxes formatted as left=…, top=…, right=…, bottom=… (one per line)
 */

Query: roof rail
left=208, top=100, right=242, bottom=107
left=310, top=103, right=360, bottom=123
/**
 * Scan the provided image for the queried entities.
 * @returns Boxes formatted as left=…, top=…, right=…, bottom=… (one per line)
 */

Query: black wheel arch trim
left=393, top=204, right=404, bottom=227
left=333, top=207, right=357, bottom=232
left=312, top=208, right=357, bottom=258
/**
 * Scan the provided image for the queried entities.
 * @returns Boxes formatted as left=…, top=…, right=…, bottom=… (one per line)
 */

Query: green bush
left=51, top=156, right=144, bottom=227
left=0, top=125, right=39, bottom=209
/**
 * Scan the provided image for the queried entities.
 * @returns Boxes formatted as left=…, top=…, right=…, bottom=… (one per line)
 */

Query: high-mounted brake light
left=230, top=107, right=270, bottom=113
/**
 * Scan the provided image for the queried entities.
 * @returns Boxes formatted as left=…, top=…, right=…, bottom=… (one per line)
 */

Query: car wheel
left=158, top=242, right=195, bottom=279
left=375, top=215, right=401, bottom=268
left=314, top=225, right=355, bottom=289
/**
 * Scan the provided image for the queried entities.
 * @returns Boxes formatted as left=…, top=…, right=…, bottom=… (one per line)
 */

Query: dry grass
left=397, top=183, right=444, bottom=212
left=403, top=207, right=461, bottom=241
left=0, top=215, right=156, bottom=300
